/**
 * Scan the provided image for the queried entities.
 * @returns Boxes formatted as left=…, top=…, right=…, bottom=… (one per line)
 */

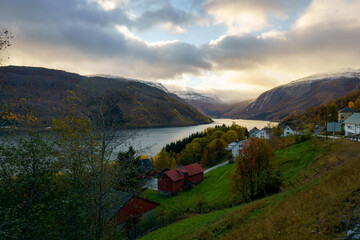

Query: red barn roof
left=108, top=191, right=160, bottom=226
left=177, top=163, right=204, bottom=176
left=164, top=169, right=184, bottom=182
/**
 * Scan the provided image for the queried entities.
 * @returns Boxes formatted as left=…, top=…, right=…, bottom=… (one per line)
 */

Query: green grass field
left=274, top=138, right=320, bottom=182
left=141, top=138, right=330, bottom=240
left=145, top=162, right=238, bottom=214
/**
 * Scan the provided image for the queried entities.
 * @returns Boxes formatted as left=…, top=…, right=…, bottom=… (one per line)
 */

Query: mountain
left=173, top=91, right=227, bottom=118
left=233, top=69, right=360, bottom=120
left=0, top=66, right=211, bottom=128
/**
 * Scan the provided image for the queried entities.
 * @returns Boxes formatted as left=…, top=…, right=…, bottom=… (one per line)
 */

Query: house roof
left=107, top=190, right=133, bottom=220
left=249, top=127, right=259, bottom=134
left=164, top=169, right=184, bottom=182
left=140, top=159, right=153, bottom=172
left=344, top=113, right=360, bottom=124
left=108, top=190, right=160, bottom=223
left=177, top=163, right=204, bottom=176
left=280, top=124, right=296, bottom=131
left=339, top=106, right=356, bottom=113
left=289, top=126, right=297, bottom=131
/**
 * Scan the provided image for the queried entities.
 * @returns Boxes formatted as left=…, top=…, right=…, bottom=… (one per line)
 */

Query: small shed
left=109, top=191, right=160, bottom=236
left=158, top=170, right=184, bottom=195
left=177, top=163, right=204, bottom=184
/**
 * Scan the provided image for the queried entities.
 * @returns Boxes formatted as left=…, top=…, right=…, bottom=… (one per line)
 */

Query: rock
left=347, top=230, right=356, bottom=238
left=311, top=230, right=317, bottom=234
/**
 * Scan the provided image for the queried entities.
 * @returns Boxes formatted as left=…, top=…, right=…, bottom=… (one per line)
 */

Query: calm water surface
left=118, top=118, right=275, bottom=156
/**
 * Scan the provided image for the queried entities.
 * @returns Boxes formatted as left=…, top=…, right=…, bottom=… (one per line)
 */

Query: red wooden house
left=158, top=163, right=204, bottom=195
left=109, top=192, right=160, bottom=234
left=158, top=169, right=184, bottom=195
left=176, top=163, right=204, bottom=184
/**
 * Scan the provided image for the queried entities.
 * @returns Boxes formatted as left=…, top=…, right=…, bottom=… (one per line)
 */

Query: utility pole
left=325, top=109, right=328, bottom=139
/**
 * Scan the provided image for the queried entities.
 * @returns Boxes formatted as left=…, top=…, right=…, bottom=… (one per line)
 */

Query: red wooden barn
left=158, top=163, right=204, bottom=195
left=109, top=192, right=160, bottom=232
left=177, top=163, right=204, bottom=184
left=158, top=170, right=184, bottom=195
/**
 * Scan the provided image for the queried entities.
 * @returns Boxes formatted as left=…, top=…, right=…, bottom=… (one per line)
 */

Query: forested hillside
left=0, top=66, right=211, bottom=128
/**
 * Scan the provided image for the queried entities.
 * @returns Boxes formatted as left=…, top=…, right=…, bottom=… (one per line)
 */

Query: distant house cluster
left=158, top=163, right=204, bottom=195
left=227, top=124, right=300, bottom=159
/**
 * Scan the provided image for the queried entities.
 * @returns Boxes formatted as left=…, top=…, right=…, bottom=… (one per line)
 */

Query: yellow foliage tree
left=170, top=158, right=177, bottom=169
left=221, top=130, right=238, bottom=143
left=156, top=148, right=170, bottom=170
left=355, top=98, right=360, bottom=111
left=348, top=101, right=355, bottom=109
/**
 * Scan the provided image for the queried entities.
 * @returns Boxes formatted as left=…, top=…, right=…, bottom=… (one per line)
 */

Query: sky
left=1, top=0, right=360, bottom=102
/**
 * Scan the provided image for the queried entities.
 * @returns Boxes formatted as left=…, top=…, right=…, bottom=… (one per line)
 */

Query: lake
left=117, top=118, right=275, bottom=156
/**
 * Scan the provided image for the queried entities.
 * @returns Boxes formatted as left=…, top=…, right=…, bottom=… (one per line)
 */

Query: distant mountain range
left=0, top=66, right=211, bottom=128
left=239, top=70, right=360, bottom=120
left=177, top=69, right=360, bottom=121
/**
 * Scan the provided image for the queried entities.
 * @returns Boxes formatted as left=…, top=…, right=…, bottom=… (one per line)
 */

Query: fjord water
left=117, top=118, right=275, bottom=156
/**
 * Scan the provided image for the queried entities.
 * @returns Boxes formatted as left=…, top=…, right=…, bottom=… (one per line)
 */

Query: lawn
left=274, top=138, right=320, bottom=182
left=145, top=162, right=238, bottom=214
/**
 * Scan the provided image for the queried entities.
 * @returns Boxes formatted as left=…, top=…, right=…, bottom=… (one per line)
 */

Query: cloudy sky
left=1, top=0, right=360, bottom=102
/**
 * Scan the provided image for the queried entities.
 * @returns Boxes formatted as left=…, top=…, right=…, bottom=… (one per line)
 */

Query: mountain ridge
left=223, top=69, right=360, bottom=120
left=0, top=66, right=212, bottom=128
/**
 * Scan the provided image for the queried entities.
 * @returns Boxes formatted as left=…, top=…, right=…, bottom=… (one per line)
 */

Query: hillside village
left=107, top=102, right=360, bottom=239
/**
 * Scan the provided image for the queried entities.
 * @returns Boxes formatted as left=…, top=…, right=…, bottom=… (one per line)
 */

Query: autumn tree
left=355, top=98, right=360, bottom=111
left=211, top=130, right=225, bottom=140
left=170, top=158, right=177, bottom=169
left=272, top=125, right=284, bottom=137
left=229, top=138, right=282, bottom=202
left=155, top=148, right=170, bottom=170
left=221, top=130, right=238, bottom=143
left=182, top=141, right=202, bottom=165
left=201, top=139, right=227, bottom=167
left=52, top=90, right=139, bottom=239
left=326, top=102, right=339, bottom=122
left=348, top=101, right=355, bottom=109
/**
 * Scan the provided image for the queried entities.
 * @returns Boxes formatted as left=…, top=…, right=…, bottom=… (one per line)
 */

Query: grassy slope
left=142, top=138, right=336, bottom=240
left=145, top=163, right=238, bottom=214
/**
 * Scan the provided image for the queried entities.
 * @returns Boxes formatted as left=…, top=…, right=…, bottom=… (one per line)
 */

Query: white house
left=227, top=142, right=237, bottom=151
left=344, top=113, right=360, bottom=136
left=282, top=126, right=297, bottom=137
left=255, top=128, right=270, bottom=139
left=249, top=127, right=260, bottom=138
left=228, top=140, right=247, bottom=159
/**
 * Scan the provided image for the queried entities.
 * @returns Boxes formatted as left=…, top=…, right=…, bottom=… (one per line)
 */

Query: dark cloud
left=0, top=0, right=210, bottom=79
left=133, top=3, right=199, bottom=31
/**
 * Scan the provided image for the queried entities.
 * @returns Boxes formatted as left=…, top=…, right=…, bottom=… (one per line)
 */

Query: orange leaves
left=229, top=138, right=275, bottom=202
left=1, top=110, right=37, bottom=123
